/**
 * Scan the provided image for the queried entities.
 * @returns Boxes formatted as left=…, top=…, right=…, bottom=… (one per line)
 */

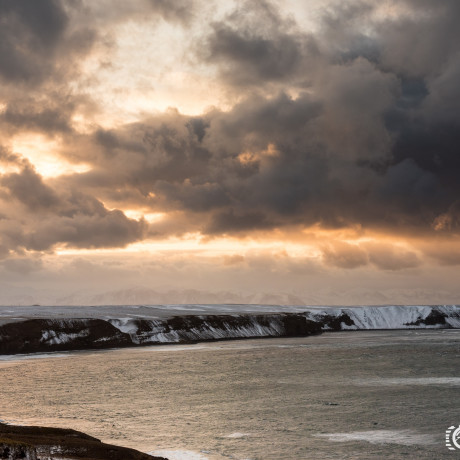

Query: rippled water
left=1, top=330, right=459, bottom=459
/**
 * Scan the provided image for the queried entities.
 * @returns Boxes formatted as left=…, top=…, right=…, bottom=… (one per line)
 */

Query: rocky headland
left=0, top=304, right=459, bottom=355
left=0, top=422, right=166, bottom=460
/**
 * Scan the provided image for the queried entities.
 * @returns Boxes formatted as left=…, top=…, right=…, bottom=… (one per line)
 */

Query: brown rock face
left=0, top=423, right=167, bottom=460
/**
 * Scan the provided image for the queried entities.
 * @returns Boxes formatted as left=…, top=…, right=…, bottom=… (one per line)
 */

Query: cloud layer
left=0, top=0, right=459, bottom=282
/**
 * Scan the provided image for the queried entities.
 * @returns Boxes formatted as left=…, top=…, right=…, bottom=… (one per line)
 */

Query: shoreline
left=0, top=305, right=459, bottom=356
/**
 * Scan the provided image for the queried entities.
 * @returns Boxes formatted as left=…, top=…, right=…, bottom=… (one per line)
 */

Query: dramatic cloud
left=0, top=149, right=145, bottom=254
left=320, top=240, right=421, bottom=271
left=202, top=1, right=316, bottom=88
left=0, top=0, right=96, bottom=86
left=322, top=242, right=369, bottom=269
left=147, top=0, right=196, bottom=25
left=0, top=0, right=459, bottom=304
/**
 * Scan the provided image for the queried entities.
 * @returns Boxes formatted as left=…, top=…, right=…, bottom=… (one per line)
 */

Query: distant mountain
left=54, top=287, right=306, bottom=306
left=1, top=284, right=458, bottom=306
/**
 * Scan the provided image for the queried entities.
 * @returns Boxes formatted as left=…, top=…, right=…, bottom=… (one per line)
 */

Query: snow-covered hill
left=0, top=304, right=459, bottom=355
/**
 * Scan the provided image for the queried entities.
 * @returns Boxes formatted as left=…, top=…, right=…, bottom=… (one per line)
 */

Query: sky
left=0, top=0, right=459, bottom=305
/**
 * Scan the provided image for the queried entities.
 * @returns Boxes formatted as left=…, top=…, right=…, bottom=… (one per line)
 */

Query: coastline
left=0, top=304, right=459, bottom=356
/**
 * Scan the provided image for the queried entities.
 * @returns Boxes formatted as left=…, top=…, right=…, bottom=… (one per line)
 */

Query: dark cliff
left=0, top=422, right=166, bottom=460
left=0, top=305, right=459, bottom=355
left=0, top=313, right=321, bottom=355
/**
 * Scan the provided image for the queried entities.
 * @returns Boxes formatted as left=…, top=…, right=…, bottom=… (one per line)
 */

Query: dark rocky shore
left=0, top=422, right=166, bottom=460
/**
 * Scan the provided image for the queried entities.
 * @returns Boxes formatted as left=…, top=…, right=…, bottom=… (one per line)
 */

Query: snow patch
left=41, top=329, right=90, bottom=345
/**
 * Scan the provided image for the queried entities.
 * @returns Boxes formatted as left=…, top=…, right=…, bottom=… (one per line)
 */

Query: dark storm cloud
left=0, top=147, right=26, bottom=166
left=0, top=157, right=146, bottom=254
left=59, top=95, right=330, bottom=230
left=61, top=60, right=457, bottom=239
left=185, top=0, right=459, bottom=236
left=377, top=1, right=460, bottom=79
left=0, top=0, right=95, bottom=86
left=432, top=202, right=460, bottom=233
left=364, top=243, right=421, bottom=271
left=205, top=209, right=275, bottom=235
left=147, top=0, right=196, bottom=25
left=0, top=0, right=198, bottom=136
left=0, top=0, right=67, bottom=83
left=71, top=113, right=216, bottom=198
left=0, top=95, right=78, bottom=134
left=321, top=241, right=421, bottom=271
left=84, top=0, right=198, bottom=27
left=0, top=0, right=99, bottom=152
left=322, top=242, right=368, bottom=269
left=23, top=210, right=146, bottom=251
left=0, top=204, right=147, bottom=254
left=155, top=180, right=230, bottom=212
left=1, top=165, right=60, bottom=210
left=202, top=1, right=318, bottom=87
left=1, top=0, right=460, bottom=262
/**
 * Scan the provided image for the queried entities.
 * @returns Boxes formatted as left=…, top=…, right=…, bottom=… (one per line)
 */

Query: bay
left=1, top=330, right=459, bottom=459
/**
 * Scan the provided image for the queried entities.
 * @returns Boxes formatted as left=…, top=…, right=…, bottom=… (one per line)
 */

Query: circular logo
left=446, top=425, right=460, bottom=450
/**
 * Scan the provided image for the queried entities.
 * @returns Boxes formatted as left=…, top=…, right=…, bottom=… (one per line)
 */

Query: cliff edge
left=0, top=422, right=166, bottom=460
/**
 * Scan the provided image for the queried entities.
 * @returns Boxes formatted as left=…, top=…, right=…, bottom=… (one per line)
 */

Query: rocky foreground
left=0, top=422, right=166, bottom=460
left=0, top=304, right=459, bottom=355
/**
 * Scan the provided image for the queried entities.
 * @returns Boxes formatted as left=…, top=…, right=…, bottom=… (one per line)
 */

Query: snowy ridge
left=109, top=315, right=295, bottom=344
left=107, top=305, right=460, bottom=344
left=0, top=305, right=459, bottom=355
left=305, top=305, right=460, bottom=330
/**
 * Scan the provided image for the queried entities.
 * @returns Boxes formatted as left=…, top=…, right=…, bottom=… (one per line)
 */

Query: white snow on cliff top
left=0, top=304, right=459, bottom=329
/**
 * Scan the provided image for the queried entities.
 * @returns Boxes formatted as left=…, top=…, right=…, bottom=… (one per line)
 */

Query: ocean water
left=1, top=330, right=459, bottom=459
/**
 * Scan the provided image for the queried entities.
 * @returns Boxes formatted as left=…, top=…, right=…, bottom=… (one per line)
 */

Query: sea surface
left=1, top=330, right=459, bottom=459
